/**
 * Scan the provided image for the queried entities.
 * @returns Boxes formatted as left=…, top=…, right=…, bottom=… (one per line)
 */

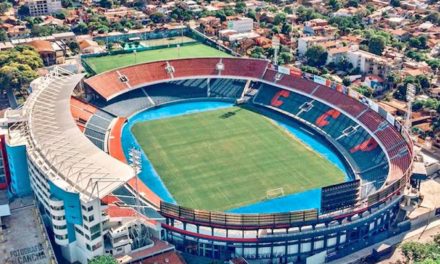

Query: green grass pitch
left=83, top=43, right=231, bottom=74
left=131, top=107, right=345, bottom=211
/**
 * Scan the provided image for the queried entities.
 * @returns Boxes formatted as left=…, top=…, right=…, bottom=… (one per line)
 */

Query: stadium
left=5, top=54, right=413, bottom=263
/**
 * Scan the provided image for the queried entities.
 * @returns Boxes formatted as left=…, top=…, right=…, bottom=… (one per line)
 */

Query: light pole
left=133, top=49, right=137, bottom=64
left=272, top=36, right=280, bottom=65
left=406, top=83, right=416, bottom=134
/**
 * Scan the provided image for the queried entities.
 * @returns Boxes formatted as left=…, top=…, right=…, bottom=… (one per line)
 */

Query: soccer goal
left=266, top=187, right=285, bottom=199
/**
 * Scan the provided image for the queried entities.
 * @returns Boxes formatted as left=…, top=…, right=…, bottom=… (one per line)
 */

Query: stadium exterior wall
left=161, top=197, right=402, bottom=263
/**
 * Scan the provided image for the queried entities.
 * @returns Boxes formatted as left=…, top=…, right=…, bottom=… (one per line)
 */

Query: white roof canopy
left=24, top=68, right=134, bottom=201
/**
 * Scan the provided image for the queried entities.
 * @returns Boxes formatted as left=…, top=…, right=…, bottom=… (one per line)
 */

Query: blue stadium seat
left=252, top=83, right=389, bottom=186
left=146, top=79, right=208, bottom=105
left=99, top=89, right=154, bottom=117
left=209, top=78, right=246, bottom=99
left=84, top=109, right=115, bottom=150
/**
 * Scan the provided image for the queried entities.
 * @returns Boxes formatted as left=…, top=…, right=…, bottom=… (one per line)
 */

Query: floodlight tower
left=272, top=36, right=280, bottom=65
left=128, top=148, right=150, bottom=248
left=129, top=147, right=142, bottom=213
left=406, top=83, right=416, bottom=134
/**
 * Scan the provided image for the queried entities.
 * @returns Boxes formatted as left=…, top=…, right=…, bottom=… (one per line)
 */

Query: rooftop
left=24, top=68, right=134, bottom=201
left=0, top=196, right=55, bottom=264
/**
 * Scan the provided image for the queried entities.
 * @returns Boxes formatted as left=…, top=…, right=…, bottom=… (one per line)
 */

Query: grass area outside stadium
left=131, top=106, right=345, bottom=211
left=83, top=43, right=231, bottom=74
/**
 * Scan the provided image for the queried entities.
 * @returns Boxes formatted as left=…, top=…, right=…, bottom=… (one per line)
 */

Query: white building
left=27, top=0, right=62, bottom=16
left=226, top=17, right=254, bottom=33
left=297, top=36, right=332, bottom=56
left=346, top=49, right=399, bottom=77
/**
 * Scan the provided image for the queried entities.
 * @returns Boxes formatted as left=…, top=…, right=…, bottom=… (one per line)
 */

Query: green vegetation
left=83, top=43, right=231, bottom=74
left=89, top=255, right=118, bottom=264
left=393, top=75, right=431, bottom=101
left=305, top=45, right=328, bottom=67
left=0, top=46, right=43, bottom=94
left=132, top=107, right=345, bottom=211
left=401, top=235, right=440, bottom=263
left=368, top=35, right=386, bottom=55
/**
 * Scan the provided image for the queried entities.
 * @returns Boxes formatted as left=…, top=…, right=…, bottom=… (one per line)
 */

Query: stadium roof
left=24, top=68, right=134, bottom=201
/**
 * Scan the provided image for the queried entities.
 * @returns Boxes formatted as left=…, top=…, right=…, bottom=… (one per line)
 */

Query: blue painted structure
left=49, top=180, right=83, bottom=242
left=6, top=143, right=32, bottom=196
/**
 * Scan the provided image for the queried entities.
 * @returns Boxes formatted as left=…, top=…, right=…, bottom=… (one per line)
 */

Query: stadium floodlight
left=133, top=49, right=137, bottom=64
left=406, top=83, right=416, bottom=133
left=165, top=62, right=175, bottom=75
left=272, top=36, right=280, bottom=65
left=216, top=61, right=225, bottom=71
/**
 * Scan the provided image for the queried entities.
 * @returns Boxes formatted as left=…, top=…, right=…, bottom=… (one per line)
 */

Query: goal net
left=266, top=187, right=285, bottom=200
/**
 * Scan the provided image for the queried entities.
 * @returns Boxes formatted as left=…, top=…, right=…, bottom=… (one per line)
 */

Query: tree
left=346, top=0, right=359, bottom=7
left=31, top=25, right=53, bottom=37
left=246, top=10, right=256, bottom=20
left=343, top=77, right=351, bottom=86
left=416, top=75, right=430, bottom=90
left=279, top=52, right=293, bottom=65
left=73, top=22, right=89, bottom=35
left=273, top=13, right=287, bottom=25
left=89, top=255, right=118, bottom=264
left=329, top=0, right=342, bottom=10
left=17, top=5, right=30, bottom=17
left=214, top=10, right=226, bottom=22
left=426, top=12, right=440, bottom=26
left=390, top=0, right=401, bottom=7
left=356, top=85, right=374, bottom=97
left=0, top=2, right=11, bottom=15
left=368, top=35, right=386, bottom=55
left=305, top=45, right=328, bottom=67
left=0, top=47, right=42, bottom=94
left=281, top=23, right=292, bottom=35
left=329, top=16, right=363, bottom=35
left=387, top=73, right=401, bottom=88
left=235, top=1, right=246, bottom=13
left=171, top=6, right=192, bottom=21
left=428, top=59, right=440, bottom=71
left=99, top=0, right=113, bottom=8
left=284, top=6, right=293, bottom=14
left=0, top=29, right=8, bottom=42
left=301, top=65, right=320, bottom=75
left=296, top=6, right=322, bottom=22
left=250, top=47, right=264, bottom=58
left=150, top=12, right=165, bottom=23
left=68, top=42, right=80, bottom=54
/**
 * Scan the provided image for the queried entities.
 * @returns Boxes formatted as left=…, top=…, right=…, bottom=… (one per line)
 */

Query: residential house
left=26, top=40, right=64, bottom=66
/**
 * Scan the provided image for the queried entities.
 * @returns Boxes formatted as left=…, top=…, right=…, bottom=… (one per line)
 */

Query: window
left=92, top=242, right=102, bottom=251
left=55, top=234, right=67, bottom=240
left=91, top=231, right=101, bottom=240
left=83, top=215, right=94, bottom=222
left=53, top=215, right=65, bottom=221
left=50, top=205, right=64, bottom=211
left=53, top=224, right=66, bottom=230
left=90, top=223, right=101, bottom=235
left=75, top=227, right=84, bottom=236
